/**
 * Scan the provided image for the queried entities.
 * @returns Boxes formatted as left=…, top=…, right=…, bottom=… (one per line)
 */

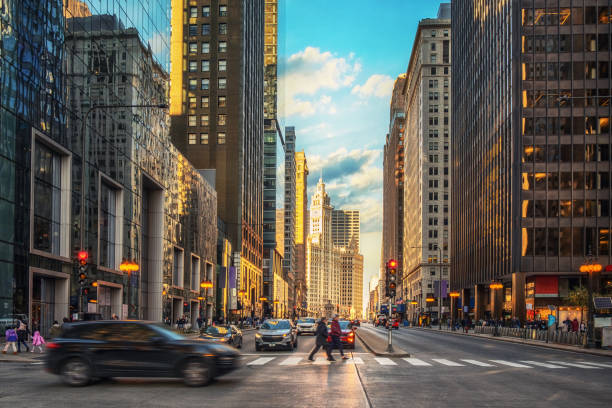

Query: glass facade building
left=452, top=0, right=612, bottom=322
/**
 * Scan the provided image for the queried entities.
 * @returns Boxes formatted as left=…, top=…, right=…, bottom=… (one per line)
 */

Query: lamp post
left=200, top=280, right=213, bottom=325
left=118, top=259, right=139, bottom=319
left=579, top=257, right=602, bottom=348
left=489, top=282, right=503, bottom=336
left=410, top=300, right=418, bottom=326
left=449, top=291, right=460, bottom=330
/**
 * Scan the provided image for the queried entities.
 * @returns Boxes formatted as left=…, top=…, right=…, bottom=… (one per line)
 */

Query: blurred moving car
left=45, top=320, right=240, bottom=387
left=326, top=320, right=356, bottom=349
left=255, top=319, right=298, bottom=351
left=296, top=318, right=316, bottom=335
left=351, top=319, right=361, bottom=327
left=199, top=325, right=242, bottom=348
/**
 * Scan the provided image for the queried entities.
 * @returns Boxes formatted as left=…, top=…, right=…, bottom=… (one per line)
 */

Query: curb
left=355, top=330, right=410, bottom=358
left=409, top=327, right=612, bottom=358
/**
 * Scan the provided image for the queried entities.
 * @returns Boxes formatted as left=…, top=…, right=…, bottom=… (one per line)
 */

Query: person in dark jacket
left=16, top=320, right=30, bottom=352
left=329, top=314, right=349, bottom=360
left=308, top=316, right=332, bottom=361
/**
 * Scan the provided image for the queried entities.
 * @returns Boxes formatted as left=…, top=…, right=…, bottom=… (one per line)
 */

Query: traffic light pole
left=386, top=299, right=394, bottom=352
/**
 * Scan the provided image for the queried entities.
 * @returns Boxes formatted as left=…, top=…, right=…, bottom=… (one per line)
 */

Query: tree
left=565, top=287, right=589, bottom=322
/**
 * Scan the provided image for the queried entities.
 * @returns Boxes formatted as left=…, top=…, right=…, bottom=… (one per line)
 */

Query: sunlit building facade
left=295, top=150, right=309, bottom=315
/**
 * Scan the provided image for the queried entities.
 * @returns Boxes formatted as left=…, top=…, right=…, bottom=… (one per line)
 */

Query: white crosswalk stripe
left=578, top=361, right=612, bottom=368
left=432, top=359, right=464, bottom=366
left=374, top=357, right=397, bottom=366
left=345, top=357, right=364, bottom=364
left=247, top=357, right=276, bottom=366
left=490, top=360, right=532, bottom=368
left=403, top=358, right=432, bottom=366
left=461, top=359, right=495, bottom=367
left=520, top=361, right=566, bottom=369
left=279, top=357, right=302, bottom=366
left=313, top=357, right=331, bottom=365
left=548, top=361, right=601, bottom=369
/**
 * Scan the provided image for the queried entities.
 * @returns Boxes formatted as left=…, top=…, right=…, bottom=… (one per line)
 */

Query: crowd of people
left=3, top=319, right=45, bottom=355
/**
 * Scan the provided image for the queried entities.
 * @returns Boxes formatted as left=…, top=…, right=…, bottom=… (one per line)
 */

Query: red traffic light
left=77, top=250, right=89, bottom=265
left=388, top=259, right=397, bottom=268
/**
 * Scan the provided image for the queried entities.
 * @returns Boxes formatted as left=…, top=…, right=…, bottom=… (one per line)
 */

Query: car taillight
left=348, top=332, right=354, bottom=337
left=46, top=342, right=61, bottom=349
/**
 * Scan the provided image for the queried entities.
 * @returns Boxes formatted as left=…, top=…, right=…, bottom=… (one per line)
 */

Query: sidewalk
left=0, top=351, right=45, bottom=364
left=355, top=326, right=410, bottom=357
left=410, top=326, right=612, bottom=358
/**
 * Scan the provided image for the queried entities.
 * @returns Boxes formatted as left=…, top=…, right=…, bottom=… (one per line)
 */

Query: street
left=1, top=325, right=610, bottom=408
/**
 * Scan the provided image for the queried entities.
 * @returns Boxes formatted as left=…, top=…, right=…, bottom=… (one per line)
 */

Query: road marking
left=345, top=357, right=364, bottom=364
left=374, top=357, right=397, bottom=366
left=432, top=359, right=464, bottom=366
left=30, top=362, right=45, bottom=365
left=279, top=357, right=302, bottom=366
left=313, top=357, right=331, bottom=365
left=548, top=361, right=601, bottom=369
left=578, top=361, right=612, bottom=368
left=490, top=360, right=532, bottom=368
left=247, top=357, right=276, bottom=366
left=519, top=361, right=566, bottom=369
left=461, top=359, right=495, bottom=367
left=403, top=358, right=432, bottom=366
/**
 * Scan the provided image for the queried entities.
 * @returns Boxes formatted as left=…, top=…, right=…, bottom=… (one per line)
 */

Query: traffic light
left=77, top=250, right=89, bottom=285
left=386, top=259, right=398, bottom=299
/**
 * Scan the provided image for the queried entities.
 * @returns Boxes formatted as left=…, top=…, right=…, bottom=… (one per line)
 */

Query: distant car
left=199, top=325, right=242, bottom=348
left=296, top=318, right=317, bottom=335
left=392, top=320, right=399, bottom=330
left=45, top=320, right=240, bottom=387
left=255, top=319, right=298, bottom=351
left=327, top=320, right=356, bottom=349
left=351, top=320, right=360, bottom=327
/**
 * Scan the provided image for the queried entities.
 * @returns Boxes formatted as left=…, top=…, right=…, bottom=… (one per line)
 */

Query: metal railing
left=473, top=325, right=585, bottom=346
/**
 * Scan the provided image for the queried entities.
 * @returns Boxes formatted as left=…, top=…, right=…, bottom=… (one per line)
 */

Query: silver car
left=296, top=318, right=317, bottom=335
left=255, top=319, right=298, bottom=351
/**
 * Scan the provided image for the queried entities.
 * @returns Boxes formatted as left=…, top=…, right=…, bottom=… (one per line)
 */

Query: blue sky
left=276, top=0, right=447, bottom=307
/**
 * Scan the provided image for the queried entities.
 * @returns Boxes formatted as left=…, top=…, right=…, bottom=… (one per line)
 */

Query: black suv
left=45, top=320, right=240, bottom=387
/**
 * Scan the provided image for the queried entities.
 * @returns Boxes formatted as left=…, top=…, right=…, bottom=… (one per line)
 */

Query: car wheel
left=60, top=358, right=91, bottom=387
left=182, top=359, right=212, bottom=387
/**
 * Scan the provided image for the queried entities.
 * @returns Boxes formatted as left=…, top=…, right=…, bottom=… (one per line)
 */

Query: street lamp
left=119, top=259, right=140, bottom=273
left=410, top=300, right=418, bottom=326
left=489, top=282, right=503, bottom=336
left=449, top=291, right=460, bottom=330
left=580, top=257, right=602, bottom=348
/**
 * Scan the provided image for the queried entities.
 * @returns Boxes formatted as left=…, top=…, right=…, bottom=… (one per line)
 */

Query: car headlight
left=282, top=333, right=288, bottom=337
left=255, top=333, right=262, bottom=338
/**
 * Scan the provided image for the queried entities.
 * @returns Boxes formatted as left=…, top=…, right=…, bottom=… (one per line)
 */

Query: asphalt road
left=1, top=326, right=610, bottom=408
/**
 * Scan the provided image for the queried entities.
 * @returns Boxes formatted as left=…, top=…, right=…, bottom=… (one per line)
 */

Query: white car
left=296, top=318, right=317, bottom=335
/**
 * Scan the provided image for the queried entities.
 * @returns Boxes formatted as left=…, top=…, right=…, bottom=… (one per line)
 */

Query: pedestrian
left=49, top=321, right=61, bottom=338
left=61, top=317, right=69, bottom=329
left=111, top=313, right=119, bottom=320
left=580, top=321, right=586, bottom=334
left=31, top=330, right=45, bottom=353
left=16, top=320, right=30, bottom=353
left=197, top=316, right=203, bottom=330
left=329, top=314, right=349, bottom=361
left=2, top=325, right=18, bottom=354
left=571, top=318, right=579, bottom=333
left=308, top=316, right=332, bottom=361
left=465, top=317, right=472, bottom=333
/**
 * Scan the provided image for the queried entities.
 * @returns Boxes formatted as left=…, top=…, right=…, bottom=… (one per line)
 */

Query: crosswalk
left=242, top=355, right=611, bottom=371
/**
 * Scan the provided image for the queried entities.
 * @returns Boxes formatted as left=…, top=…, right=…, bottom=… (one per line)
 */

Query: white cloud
left=351, top=74, right=395, bottom=99
left=279, top=47, right=361, bottom=118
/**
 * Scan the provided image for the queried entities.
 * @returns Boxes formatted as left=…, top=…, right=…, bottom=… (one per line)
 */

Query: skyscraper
left=331, top=210, right=360, bottom=250
left=452, top=1, right=612, bottom=322
left=170, top=0, right=265, bottom=317
left=284, top=127, right=297, bottom=314
left=402, top=4, right=451, bottom=321
left=339, top=243, right=364, bottom=319
left=295, top=150, right=309, bottom=315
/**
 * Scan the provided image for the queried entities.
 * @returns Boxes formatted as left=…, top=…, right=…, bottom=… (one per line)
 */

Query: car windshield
left=205, top=326, right=229, bottom=336
left=298, top=318, right=315, bottom=324
left=261, top=320, right=291, bottom=330
left=150, top=324, right=185, bottom=341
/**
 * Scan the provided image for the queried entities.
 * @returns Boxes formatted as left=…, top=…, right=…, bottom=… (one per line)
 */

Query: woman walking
left=2, top=326, right=18, bottom=354
left=31, top=330, right=46, bottom=353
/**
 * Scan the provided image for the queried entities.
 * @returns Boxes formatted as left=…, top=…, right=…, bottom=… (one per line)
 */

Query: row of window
left=522, top=227, right=610, bottom=257
left=523, top=116, right=611, bottom=136
left=522, top=34, right=610, bottom=54
left=189, top=41, right=227, bottom=54
left=428, top=92, right=449, bottom=102
left=188, top=95, right=226, bottom=109
left=427, top=192, right=449, bottom=201
left=188, top=77, right=227, bottom=90
left=428, top=129, right=450, bottom=138
left=428, top=179, right=449, bottom=189
left=523, top=61, right=610, bottom=81
left=427, top=154, right=449, bottom=163
left=523, top=199, right=610, bottom=218
left=428, top=79, right=449, bottom=88
left=188, top=59, right=227, bottom=72
left=428, top=105, right=449, bottom=113
left=430, top=67, right=449, bottom=76
left=522, top=144, right=610, bottom=163
left=522, top=172, right=609, bottom=190
left=523, top=89, right=610, bottom=108
left=428, top=167, right=449, bottom=176
left=188, top=114, right=226, bottom=127
left=428, top=117, right=449, bottom=126
left=428, top=217, right=449, bottom=226
left=188, top=23, right=227, bottom=37
left=522, top=7, right=612, bottom=26
left=188, top=132, right=225, bottom=145
left=189, top=5, right=228, bottom=19
left=428, top=204, right=449, bottom=214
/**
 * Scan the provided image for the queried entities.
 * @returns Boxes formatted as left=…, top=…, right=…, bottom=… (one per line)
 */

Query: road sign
left=593, top=297, right=612, bottom=309
left=380, top=305, right=388, bottom=314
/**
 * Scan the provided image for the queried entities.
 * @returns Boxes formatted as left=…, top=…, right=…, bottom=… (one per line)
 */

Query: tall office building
left=452, top=1, right=612, bottom=322
left=284, top=127, right=297, bottom=313
left=339, top=244, right=364, bottom=319
left=402, top=4, right=451, bottom=321
left=295, top=150, right=309, bottom=315
left=170, top=0, right=265, bottom=317
left=382, top=73, right=406, bottom=300
left=331, top=210, right=360, bottom=250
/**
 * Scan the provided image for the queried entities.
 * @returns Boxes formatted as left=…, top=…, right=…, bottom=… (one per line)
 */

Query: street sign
left=380, top=305, right=389, bottom=314
left=593, top=297, right=612, bottom=309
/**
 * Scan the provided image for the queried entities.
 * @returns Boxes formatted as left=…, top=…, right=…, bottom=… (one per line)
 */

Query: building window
left=431, top=43, right=436, bottom=51
left=202, top=6, right=210, bottom=17
left=188, top=133, right=197, bottom=144
left=443, top=30, right=448, bottom=37
left=100, top=181, right=121, bottom=269
left=219, top=5, right=228, bottom=16
left=219, top=23, right=227, bottom=35
left=431, top=30, right=436, bottom=37
left=189, top=25, right=198, bottom=36
left=201, top=60, right=209, bottom=72
left=188, top=79, right=197, bottom=90
left=218, top=132, right=226, bottom=144
left=191, top=256, right=201, bottom=291
left=189, top=6, right=198, bottom=18
left=188, top=115, right=196, bottom=126
left=188, top=96, right=197, bottom=109
left=431, top=67, right=437, bottom=75
left=431, top=54, right=437, bottom=63
left=173, top=247, right=184, bottom=287
left=201, top=96, right=209, bottom=108
left=202, top=24, right=210, bottom=35
left=189, top=42, right=197, bottom=54
left=200, top=133, right=209, bottom=144
left=201, top=114, right=209, bottom=126
left=201, top=78, right=209, bottom=90
left=219, top=41, right=227, bottom=52
left=218, top=114, right=227, bottom=126
left=218, top=78, right=227, bottom=89
left=218, top=60, right=227, bottom=71
left=218, top=96, right=226, bottom=107
left=201, top=42, right=210, bottom=53
left=188, top=61, right=197, bottom=72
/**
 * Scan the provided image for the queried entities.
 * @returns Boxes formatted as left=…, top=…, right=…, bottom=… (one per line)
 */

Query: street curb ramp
left=355, top=328, right=410, bottom=357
